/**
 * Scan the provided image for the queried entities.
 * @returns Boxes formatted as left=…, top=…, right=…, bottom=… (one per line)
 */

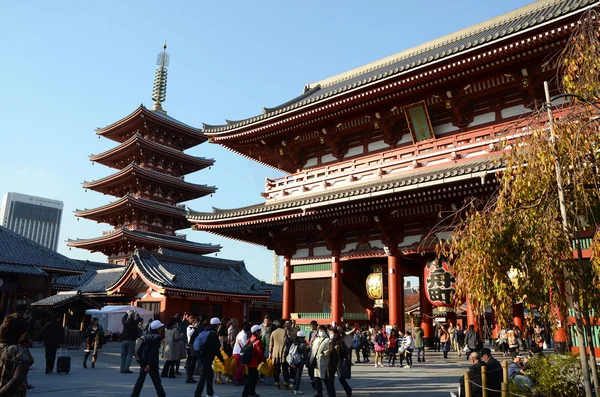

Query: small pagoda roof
left=188, top=156, right=503, bottom=224
left=202, top=0, right=597, bottom=136
left=106, top=248, right=270, bottom=300
left=75, top=194, right=187, bottom=220
left=82, top=163, right=216, bottom=200
left=95, top=105, right=208, bottom=148
left=67, top=228, right=221, bottom=255
left=90, top=133, right=214, bottom=173
left=0, top=225, right=84, bottom=274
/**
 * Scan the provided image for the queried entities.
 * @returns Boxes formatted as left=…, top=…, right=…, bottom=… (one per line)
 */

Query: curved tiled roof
left=188, top=157, right=504, bottom=221
left=54, top=260, right=122, bottom=287
left=202, top=0, right=598, bottom=134
left=75, top=195, right=187, bottom=218
left=108, top=249, right=270, bottom=298
left=0, top=225, right=83, bottom=272
left=31, top=291, right=103, bottom=308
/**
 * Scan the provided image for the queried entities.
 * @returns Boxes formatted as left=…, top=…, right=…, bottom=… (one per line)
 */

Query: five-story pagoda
left=68, top=45, right=220, bottom=264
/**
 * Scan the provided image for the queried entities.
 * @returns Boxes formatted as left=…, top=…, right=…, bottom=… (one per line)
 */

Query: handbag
left=309, top=338, right=326, bottom=369
left=337, top=357, right=351, bottom=379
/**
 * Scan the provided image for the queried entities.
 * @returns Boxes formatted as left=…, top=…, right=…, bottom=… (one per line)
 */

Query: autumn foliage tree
left=435, top=11, right=600, bottom=397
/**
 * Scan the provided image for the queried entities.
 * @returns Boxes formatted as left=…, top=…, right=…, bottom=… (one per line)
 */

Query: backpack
left=193, top=330, right=214, bottom=357
left=239, top=339, right=254, bottom=365
left=134, top=335, right=150, bottom=363
left=286, top=343, right=302, bottom=366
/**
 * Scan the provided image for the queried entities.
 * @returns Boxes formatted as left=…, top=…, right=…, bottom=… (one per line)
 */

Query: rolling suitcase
left=56, top=348, right=71, bottom=374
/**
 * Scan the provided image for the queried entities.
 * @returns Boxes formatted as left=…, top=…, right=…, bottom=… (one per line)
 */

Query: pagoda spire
left=151, top=42, right=169, bottom=114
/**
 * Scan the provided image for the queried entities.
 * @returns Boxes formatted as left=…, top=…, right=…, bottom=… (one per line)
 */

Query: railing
left=344, top=313, right=369, bottom=320
left=262, top=121, right=524, bottom=201
left=293, top=263, right=332, bottom=273
left=292, top=312, right=331, bottom=320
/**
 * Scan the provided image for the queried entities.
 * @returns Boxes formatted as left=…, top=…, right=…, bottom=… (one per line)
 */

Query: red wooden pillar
left=282, top=256, right=292, bottom=320
left=491, top=310, right=501, bottom=339
left=331, top=256, right=343, bottom=326
left=419, top=267, right=433, bottom=346
left=512, top=303, right=524, bottom=331
left=387, top=253, right=400, bottom=328
left=467, top=300, right=478, bottom=332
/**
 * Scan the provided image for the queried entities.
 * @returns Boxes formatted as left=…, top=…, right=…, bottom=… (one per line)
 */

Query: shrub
left=525, top=353, right=584, bottom=397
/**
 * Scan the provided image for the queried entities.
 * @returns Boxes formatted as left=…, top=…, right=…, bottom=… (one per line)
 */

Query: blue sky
left=0, top=0, right=532, bottom=282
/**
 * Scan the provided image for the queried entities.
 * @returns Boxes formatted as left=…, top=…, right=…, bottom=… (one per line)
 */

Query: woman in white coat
left=310, top=325, right=331, bottom=397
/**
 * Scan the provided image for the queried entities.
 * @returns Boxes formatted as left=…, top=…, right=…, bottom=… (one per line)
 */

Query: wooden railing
left=262, top=118, right=528, bottom=201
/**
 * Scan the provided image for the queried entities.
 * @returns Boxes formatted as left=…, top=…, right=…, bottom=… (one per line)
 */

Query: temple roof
left=90, top=133, right=214, bottom=174
left=67, top=228, right=221, bottom=255
left=106, top=248, right=271, bottom=300
left=188, top=156, right=504, bottom=224
left=54, top=260, right=123, bottom=288
left=96, top=105, right=207, bottom=148
left=75, top=194, right=187, bottom=220
left=31, top=291, right=103, bottom=309
left=77, top=268, right=127, bottom=294
left=202, top=0, right=598, bottom=135
left=82, top=162, right=216, bottom=201
left=0, top=225, right=84, bottom=274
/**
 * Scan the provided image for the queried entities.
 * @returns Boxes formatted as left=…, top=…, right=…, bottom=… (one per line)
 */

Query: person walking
left=194, top=317, right=225, bottom=397
left=185, top=315, right=200, bottom=384
left=413, top=325, right=425, bottom=363
left=174, top=313, right=187, bottom=375
left=307, top=320, right=319, bottom=388
left=456, top=326, right=466, bottom=357
left=161, top=317, right=185, bottom=378
left=290, top=330, right=308, bottom=395
left=440, top=325, right=451, bottom=359
left=464, top=324, right=478, bottom=360
left=0, top=314, right=34, bottom=396
left=373, top=327, right=386, bottom=368
left=39, top=313, right=64, bottom=374
left=402, top=331, right=415, bottom=368
left=242, top=325, right=265, bottom=397
left=310, top=325, right=330, bottom=397
left=130, top=320, right=166, bottom=397
left=386, top=329, right=399, bottom=367
left=83, top=318, right=103, bottom=369
left=231, top=324, right=250, bottom=386
left=270, top=320, right=292, bottom=390
left=326, top=328, right=352, bottom=397
left=120, top=310, right=141, bottom=374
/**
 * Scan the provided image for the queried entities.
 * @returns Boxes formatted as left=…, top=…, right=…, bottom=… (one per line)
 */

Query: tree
left=435, top=11, right=600, bottom=397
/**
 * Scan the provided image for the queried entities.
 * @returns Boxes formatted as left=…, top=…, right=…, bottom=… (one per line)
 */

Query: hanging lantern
left=424, top=258, right=456, bottom=307
left=366, top=264, right=386, bottom=308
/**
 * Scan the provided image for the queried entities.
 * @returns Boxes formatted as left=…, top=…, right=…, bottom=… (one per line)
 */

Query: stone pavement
left=26, top=344, right=511, bottom=396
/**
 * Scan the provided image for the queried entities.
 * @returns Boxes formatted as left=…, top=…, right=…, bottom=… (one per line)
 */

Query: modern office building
left=0, top=192, right=64, bottom=251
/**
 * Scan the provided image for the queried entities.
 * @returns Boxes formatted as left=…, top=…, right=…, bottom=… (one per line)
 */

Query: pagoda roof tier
left=201, top=0, right=596, bottom=138
left=106, top=248, right=270, bottom=301
left=66, top=228, right=221, bottom=256
left=90, top=133, right=214, bottom=175
left=74, top=195, right=189, bottom=229
left=96, top=105, right=207, bottom=149
left=82, top=163, right=216, bottom=202
left=188, top=156, right=504, bottom=230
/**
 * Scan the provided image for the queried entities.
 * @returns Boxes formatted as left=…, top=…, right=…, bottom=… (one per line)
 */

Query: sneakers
left=404, top=365, right=411, bottom=368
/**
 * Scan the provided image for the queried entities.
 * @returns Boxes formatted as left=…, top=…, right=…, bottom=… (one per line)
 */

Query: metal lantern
left=366, top=264, right=386, bottom=308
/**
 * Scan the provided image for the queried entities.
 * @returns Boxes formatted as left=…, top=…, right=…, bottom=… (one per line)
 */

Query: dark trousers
left=185, top=355, right=197, bottom=380
left=326, top=368, right=352, bottom=397
left=131, top=365, right=166, bottom=397
left=405, top=350, right=413, bottom=367
left=293, top=364, right=304, bottom=391
left=194, top=360, right=214, bottom=397
left=242, top=367, right=259, bottom=397
left=315, top=376, right=325, bottom=397
left=161, top=360, right=175, bottom=377
left=353, top=348, right=361, bottom=362
left=45, top=344, right=58, bottom=372
left=274, top=361, right=290, bottom=384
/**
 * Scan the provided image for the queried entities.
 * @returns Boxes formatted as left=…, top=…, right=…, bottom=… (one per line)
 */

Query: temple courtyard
left=25, top=343, right=506, bottom=396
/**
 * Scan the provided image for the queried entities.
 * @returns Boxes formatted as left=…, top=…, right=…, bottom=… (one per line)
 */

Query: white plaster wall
left=468, top=112, right=496, bottom=128
left=292, top=248, right=310, bottom=258
left=367, top=140, right=388, bottom=152
left=313, top=246, right=331, bottom=256
left=433, top=122, right=457, bottom=136
left=346, top=146, right=364, bottom=157
left=501, top=104, right=532, bottom=119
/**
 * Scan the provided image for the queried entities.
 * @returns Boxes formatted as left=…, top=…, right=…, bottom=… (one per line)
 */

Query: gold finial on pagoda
left=151, top=41, right=170, bottom=114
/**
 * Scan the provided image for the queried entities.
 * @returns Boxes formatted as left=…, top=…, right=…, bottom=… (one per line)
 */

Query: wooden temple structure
left=66, top=45, right=280, bottom=323
left=189, top=0, right=599, bottom=344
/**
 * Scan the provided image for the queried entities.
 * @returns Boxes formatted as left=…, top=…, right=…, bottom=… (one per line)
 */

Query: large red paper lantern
left=424, top=259, right=456, bottom=307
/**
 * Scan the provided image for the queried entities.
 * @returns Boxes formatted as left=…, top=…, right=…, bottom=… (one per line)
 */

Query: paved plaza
left=25, top=343, right=513, bottom=396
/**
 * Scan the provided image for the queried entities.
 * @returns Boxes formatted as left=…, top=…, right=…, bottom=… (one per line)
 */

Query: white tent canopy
left=85, top=305, right=154, bottom=333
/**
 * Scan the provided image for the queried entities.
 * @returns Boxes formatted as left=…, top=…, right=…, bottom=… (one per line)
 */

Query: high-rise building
left=0, top=192, right=64, bottom=251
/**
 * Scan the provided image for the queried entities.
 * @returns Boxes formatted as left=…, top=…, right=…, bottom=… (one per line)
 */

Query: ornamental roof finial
left=151, top=41, right=170, bottom=114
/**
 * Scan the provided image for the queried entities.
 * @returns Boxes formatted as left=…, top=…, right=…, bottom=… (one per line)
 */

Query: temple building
left=188, top=0, right=598, bottom=344
left=64, top=45, right=280, bottom=323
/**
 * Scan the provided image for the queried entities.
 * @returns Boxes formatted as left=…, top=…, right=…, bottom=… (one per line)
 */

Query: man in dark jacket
left=194, top=317, right=225, bottom=397
left=456, top=351, right=486, bottom=397
left=480, top=348, right=502, bottom=397
left=464, top=325, right=478, bottom=360
left=120, top=310, right=141, bottom=374
left=39, top=314, right=65, bottom=374
left=130, top=320, right=166, bottom=397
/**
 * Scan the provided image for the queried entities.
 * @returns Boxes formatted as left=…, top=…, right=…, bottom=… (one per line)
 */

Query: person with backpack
left=130, top=320, right=166, bottom=397
left=242, top=325, right=264, bottom=397
left=326, top=327, right=352, bottom=397
left=288, top=330, right=308, bottom=395
left=185, top=315, right=200, bottom=384
left=193, top=317, right=224, bottom=397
